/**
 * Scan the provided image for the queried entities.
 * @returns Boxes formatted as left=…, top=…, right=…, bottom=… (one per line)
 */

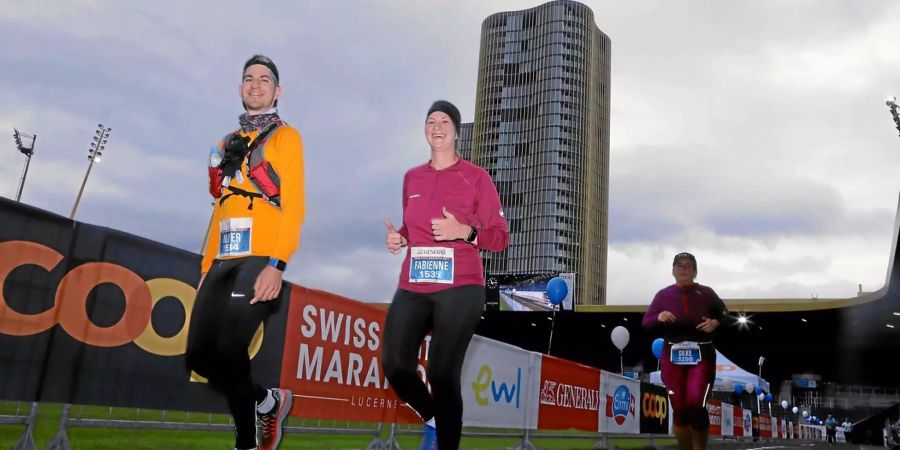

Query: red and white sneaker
left=256, top=388, right=292, bottom=450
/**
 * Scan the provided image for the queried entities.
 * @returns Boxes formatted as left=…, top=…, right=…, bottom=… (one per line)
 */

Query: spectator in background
left=825, top=414, right=837, bottom=444
left=841, top=417, right=853, bottom=443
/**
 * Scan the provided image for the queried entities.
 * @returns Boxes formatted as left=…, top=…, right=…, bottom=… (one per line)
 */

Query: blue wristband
left=267, top=258, right=287, bottom=271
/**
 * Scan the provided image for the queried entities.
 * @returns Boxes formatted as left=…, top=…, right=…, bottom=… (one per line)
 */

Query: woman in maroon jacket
left=381, top=100, right=509, bottom=450
left=643, top=252, right=732, bottom=450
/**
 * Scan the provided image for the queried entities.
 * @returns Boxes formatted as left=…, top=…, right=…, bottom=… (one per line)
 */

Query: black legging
left=185, top=256, right=278, bottom=450
left=381, top=285, right=485, bottom=450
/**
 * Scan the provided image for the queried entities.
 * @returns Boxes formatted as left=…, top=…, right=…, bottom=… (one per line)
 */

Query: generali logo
left=539, top=380, right=599, bottom=411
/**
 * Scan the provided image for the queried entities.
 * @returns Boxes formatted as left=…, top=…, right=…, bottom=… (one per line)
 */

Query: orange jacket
left=202, top=124, right=305, bottom=273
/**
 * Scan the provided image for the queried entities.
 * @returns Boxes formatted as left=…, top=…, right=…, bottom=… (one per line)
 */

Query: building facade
left=471, top=0, right=611, bottom=306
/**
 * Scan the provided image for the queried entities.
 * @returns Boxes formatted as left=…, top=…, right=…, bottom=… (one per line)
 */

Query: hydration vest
left=208, top=120, right=284, bottom=210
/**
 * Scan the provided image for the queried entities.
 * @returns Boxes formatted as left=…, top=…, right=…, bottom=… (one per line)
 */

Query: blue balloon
left=734, top=383, right=744, bottom=394
left=651, top=338, right=664, bottom=359
left=546, top=277, right=568, bottom=305
left=754, top=387, right=763, bottom=395
left=765, top=393, right=774, bottom=402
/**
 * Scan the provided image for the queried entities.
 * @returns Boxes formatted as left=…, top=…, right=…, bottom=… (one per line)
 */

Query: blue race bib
left=670, top=341, right=702, bottom=365
left=408, top=247, right=454, bottom=284
left=218, top=218, right=252, bottom=257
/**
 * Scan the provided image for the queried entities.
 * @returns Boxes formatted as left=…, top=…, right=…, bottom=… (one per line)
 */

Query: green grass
left=0, top=402, right=675, bottom=449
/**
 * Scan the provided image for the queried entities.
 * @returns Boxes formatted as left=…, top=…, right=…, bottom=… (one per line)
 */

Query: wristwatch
left=464, top=226, right=478, bottom=243
left=267, top=258, right=287, bottom=271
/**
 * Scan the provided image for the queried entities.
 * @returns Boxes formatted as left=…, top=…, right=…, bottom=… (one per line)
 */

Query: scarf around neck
left=239, top=110, right=280, bottom=133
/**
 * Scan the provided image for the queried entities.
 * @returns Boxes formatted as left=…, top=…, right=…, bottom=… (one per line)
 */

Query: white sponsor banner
left=789, top=421, right=794, bottom=439
left=721, top=403, right=734, bottom=436
left=743, top=409, right=753, bottom=437
left=599, top=371, right=640, bottom=434
left=461, top=335, right=540, bottom=429
left=560, top=272, right=575, bottom=311
left=772, top=416, right=779, bottom=438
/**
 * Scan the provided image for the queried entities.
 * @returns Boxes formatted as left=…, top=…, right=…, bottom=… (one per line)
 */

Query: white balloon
left=792, top=406, right=799, bottom=414
left=802, top=411, right=809, bottom=418
left=745, top=383, right=755, bottom=394
left=781, top=400, right=789, bottom=409
left=758, top=393, right=766, bottom=401
left=611, top=326, right=630, bottom=351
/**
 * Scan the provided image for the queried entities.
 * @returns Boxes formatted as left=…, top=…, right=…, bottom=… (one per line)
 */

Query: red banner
left=706, top=400, right=722, bottom=436
left=733, top=406, right=744, bottom=436
left=759, top=414, right=772, bottom=438
left=537, top=355, right=600, bottom=431
left=278, top=286, right=423, bottom=423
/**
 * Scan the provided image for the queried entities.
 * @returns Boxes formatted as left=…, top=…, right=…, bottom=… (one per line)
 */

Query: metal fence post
left=45, top=403, right=72, bottom=450
left=11, top=402, right=39, bottom=450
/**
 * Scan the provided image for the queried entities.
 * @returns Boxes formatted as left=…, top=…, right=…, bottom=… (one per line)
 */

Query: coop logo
left=472, top=364, right=521, bottom=409
left=605, top=385, right=635, bottom=425
left=539, top=380, right=599, bottom=411
left=641, top=392, right=667, bottom=424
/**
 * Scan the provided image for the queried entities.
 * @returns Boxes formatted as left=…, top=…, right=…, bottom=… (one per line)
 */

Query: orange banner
left=537, top=355, right=600, bottom=431
left=278, top=285, right=423, bottom=423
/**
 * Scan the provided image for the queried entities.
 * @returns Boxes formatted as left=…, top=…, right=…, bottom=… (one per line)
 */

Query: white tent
left=649, top=349, right=770, bottom=392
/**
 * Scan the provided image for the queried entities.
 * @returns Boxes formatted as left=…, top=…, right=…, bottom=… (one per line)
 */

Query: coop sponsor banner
left=707, top=400, right=722, bottom=436
left=743, top=408, right=753, bottom=437
left=462, top=335, right=540, bottom=429
left=759, top=414, right=772, bottom=438
left=639, top=382, right=670, bottom=435
left=599, top=371, right=639, bottom=434
left=279, top=286, right=427, bottom=423
left=721, top=403, right=734, bottom=437
left=0, top=198, right=286, bottom=413
left=537, top=355, right=600, bottom=431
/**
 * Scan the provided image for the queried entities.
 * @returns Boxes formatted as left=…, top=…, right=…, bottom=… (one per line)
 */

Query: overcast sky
left=2, top=0, right=899, bottom=305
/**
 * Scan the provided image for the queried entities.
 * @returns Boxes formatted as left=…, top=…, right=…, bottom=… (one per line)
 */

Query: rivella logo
left=472, top=364, right=521, bottom=409
left=605, top=384, right=635, bottom=425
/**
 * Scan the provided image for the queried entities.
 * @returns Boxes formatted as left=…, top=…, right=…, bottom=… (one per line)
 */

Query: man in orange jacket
left=187, top=54, right=305, bottom=450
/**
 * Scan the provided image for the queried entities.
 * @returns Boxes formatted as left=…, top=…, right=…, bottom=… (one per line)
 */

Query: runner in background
left=642, top=252, right=733, bottom=450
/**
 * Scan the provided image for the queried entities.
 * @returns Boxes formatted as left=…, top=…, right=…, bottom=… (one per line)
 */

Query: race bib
left=408, top=247, right=454, bottom=284
left=670, top=341, right=702, bottom=365
left=218, top=218, right=252, bottom=257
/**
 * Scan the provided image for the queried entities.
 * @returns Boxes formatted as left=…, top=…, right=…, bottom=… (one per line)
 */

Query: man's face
left=672, top=258, right=696, bottom=285
left=240, top=64, right=281, bottom=115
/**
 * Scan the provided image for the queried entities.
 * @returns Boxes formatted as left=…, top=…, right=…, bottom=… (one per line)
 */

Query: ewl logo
left=472, top=365, right=521, bottom=409
left=605, top=384, right=635, bottom=425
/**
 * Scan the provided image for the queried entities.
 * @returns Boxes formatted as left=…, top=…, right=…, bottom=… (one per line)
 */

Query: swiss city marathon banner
left=638, top=381, right=670, bottom=435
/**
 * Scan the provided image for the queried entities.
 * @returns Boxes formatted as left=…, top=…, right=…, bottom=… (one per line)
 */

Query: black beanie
left=243, top=54, right=279, bottom=85
left=427, top=100, right=461, bottom=134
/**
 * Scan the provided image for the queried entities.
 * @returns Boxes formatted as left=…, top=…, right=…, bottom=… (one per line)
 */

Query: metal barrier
left=2, top=402, right=38, bottom=450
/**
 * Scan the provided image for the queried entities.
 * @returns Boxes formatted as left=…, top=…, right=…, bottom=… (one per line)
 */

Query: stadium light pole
left=13, top=129, right=37, bottom=202
left=70, top=124, right=111, bottom=220
left=887, top=96, right=900, bottom=137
